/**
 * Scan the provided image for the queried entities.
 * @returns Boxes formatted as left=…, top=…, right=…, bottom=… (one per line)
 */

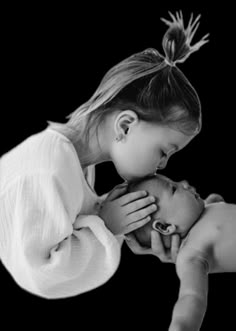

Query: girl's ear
left=152, top=219, right=177, bottom=236
left=114, top=110, right=138, bottom=136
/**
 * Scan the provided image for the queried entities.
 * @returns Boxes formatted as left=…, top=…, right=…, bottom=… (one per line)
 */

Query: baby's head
left=127, top=174, right=205, bottom=248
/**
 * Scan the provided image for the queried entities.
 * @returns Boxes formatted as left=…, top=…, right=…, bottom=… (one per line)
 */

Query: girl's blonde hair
left=47, top=11, right=209, bottom=146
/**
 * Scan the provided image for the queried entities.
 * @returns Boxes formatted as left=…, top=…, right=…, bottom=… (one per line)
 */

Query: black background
left=1, top=3, right=235, bottom=330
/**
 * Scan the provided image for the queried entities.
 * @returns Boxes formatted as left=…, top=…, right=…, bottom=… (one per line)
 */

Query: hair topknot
left=47, top=10, right=207, bottom=144
left=161, top=11, right=210, bottom=66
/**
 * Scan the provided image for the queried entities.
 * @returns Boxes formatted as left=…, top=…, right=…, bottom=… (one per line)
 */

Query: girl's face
left=111, top=113, right=195, bottom=181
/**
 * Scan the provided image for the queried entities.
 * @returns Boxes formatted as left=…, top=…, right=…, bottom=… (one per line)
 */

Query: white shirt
left=0, top=128, right=123, bottom=299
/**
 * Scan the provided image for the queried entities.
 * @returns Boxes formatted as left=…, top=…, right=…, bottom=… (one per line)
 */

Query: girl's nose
left=158, top=157, right=168, bottom=170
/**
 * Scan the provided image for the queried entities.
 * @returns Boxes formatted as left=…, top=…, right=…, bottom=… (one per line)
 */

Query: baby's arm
left=168, top=254, right=209, bottom=331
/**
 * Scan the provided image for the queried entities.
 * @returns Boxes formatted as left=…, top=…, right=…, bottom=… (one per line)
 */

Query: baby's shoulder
left=177, top=203, right=236, bottom=273
left=187, top=203, right=230, bottom=239
left=178, top=206, right=220, bottom=262
left=179, top=203, right=234, bottom=259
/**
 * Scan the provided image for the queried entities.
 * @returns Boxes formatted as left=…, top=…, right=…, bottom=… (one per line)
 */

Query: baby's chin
left=181, top=197, right=205, bottom=238
left=197, top=196, right=205, bottom=212
left=192, top=191, right=205, bottom=212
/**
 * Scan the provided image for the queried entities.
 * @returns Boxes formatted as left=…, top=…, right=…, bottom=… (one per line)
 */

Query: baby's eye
left=172, top=185, right=177, bottom=195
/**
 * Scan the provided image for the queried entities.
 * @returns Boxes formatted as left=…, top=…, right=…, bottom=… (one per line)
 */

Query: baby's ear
left=152, top=219, right=176, bottom=236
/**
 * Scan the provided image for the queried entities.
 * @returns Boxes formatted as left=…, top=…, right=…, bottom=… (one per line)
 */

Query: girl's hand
left=125, top=230, right=181, bottom=263
left=98, top=183, right=159, bottom=236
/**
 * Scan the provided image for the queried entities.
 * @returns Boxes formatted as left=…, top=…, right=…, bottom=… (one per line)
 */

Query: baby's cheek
left=191, top=199, right=204, bottom=218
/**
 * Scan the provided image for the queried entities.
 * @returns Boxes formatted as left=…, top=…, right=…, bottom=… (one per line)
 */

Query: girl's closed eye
left=160, top=150, right=167, bottom=158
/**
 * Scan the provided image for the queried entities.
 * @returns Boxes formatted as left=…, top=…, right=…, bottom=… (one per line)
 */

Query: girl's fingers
left=125, top=233, right=136, bottom=241
left=126, top=195, right=158, bottom=214
left=119, top=190, right=148, bottom=205
left=127, top=215, right=152, bottom=232
left=125, top=233, right=152, bottom=255
left=127, top=203, right=158, bottom=223
left=150, top=230, right=170, bottom=262
left=171, top=234, right=181, bottom=262
left=164, top=234, right=172, bottom=249
left=108, top=185, right=128, bottom=201
left=125, top=231, right=180, bottom=262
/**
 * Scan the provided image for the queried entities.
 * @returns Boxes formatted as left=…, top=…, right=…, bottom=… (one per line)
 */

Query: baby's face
left=129, top=174, right=205, bottom=244
left=155, top=175, right=205, bottom=234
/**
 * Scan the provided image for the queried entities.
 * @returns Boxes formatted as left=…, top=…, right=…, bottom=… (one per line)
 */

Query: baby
left=126, top=174, right=235, bottom=331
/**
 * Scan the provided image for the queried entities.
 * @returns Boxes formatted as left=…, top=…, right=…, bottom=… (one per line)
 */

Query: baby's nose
left=179, top=180, right=190, bottom=189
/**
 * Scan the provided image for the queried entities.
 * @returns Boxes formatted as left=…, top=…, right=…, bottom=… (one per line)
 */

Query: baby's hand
left=98, top=183, right=158, bottom=235
left=125, top=231, right=181, bottom=263
left=204, top=193, right=225, bottom=205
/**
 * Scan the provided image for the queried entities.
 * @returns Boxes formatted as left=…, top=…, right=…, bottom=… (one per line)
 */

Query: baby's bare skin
left=127, top=174, right=235, bottom=330
left=177, top=201, right=236, bottom=273
left=169, top=201, right=236, bottom=331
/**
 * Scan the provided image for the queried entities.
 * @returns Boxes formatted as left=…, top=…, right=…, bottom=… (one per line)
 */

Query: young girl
left=0, top=11, right=209, bottom=299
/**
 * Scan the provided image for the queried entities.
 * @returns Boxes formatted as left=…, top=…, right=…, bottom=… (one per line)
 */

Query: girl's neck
left=73, top=130, right=111, bottom=170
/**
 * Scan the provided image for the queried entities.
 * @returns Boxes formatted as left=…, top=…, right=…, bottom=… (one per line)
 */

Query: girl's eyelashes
left=160, top=150, right=167, bottom=158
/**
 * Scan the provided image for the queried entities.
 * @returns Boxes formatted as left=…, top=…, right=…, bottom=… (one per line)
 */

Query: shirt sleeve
left=6, top=171, right=122, bottom=299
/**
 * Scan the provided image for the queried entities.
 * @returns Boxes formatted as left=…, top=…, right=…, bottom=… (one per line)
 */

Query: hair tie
left=164, top=57, right=176, bottom=67
left=161, top=11, right=210, bottom=65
